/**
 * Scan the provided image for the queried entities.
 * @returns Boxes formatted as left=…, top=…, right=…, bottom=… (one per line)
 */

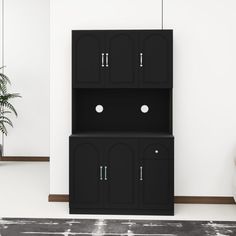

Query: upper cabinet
left=72, top=30, right=172, bottom=88
left=72, top=31, right=105, bottom=88
left=139, top=31, right=172, bottom=88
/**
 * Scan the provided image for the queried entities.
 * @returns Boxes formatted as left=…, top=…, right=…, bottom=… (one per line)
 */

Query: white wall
left=166, top=0, right=236, bottom=196
left=50, top=0, right=236, bottom=196
left=0, top=0, right=50, bottom=156
left=0, top=1, right=2, bottom=70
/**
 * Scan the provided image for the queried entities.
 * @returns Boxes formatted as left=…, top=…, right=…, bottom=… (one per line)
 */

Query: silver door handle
left=140, top=53, right=143, bottom=67
left=140, top=166, right=143, bottom=181
left=100, top=166, right=103, bottom=180
left=101, top=53, right=104, bottom=67
left=104, top=166, right=107, bottom=180
left=106, top=53, right=109, bottom=67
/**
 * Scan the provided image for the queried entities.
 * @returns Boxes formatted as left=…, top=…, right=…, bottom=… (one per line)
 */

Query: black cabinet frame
left=70, top=29, right=174, bottom=215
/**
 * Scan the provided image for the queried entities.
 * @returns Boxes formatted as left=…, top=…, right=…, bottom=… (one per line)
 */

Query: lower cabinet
left=69, top=136, right=174, bottom=215
left=139, top=139, right=174, bottom=211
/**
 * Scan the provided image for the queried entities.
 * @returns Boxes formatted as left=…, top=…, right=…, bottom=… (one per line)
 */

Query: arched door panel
left=72, top=31, right=105, bottom=88
left=139, top=31, right=172, bottom=88
left=106, top=31, right=138, bottom=87
left=104, top=139, right=138, bottom=208
left=69, top=139, right=103, bottom=208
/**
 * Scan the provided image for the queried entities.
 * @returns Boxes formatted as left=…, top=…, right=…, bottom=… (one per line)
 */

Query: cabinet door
left=139, top=30, right=173, bottom=88
left=139, top=138, right=174, bottom=210
left=72, top=31, right=105, bottom=88
left=103, top=139, right=138, bottom=208
left=105, top=31, right=138, bottom=88
left=69, top=138, right=103, bottom=208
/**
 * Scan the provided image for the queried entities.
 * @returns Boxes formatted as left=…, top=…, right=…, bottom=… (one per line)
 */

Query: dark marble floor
left=0, top=218, right=236, bottom=236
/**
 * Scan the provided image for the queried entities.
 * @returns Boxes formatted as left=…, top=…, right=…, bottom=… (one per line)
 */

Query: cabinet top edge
left=72, top=29, right=173, bottom=32
left=70, top=133, right=174, bottom=138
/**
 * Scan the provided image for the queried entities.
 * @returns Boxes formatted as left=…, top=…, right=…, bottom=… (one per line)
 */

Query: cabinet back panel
left=72, top=89, right=171, bottom=133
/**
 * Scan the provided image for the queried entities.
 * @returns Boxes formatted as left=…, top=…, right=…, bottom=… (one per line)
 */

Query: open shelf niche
left=72, top=88, right=172, bottom=134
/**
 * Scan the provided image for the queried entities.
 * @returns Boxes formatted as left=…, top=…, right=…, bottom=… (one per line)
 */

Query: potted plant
left=0, top=66, right=21, bottom=156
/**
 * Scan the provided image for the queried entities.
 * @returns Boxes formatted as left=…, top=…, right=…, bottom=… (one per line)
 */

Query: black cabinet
left=72, top=30, right=172, bottom=88
left=70, top=135, right=174, bottom=215
left=139, top=138, right=174, bottom=212
left=70, top=29, right=174, bottom=215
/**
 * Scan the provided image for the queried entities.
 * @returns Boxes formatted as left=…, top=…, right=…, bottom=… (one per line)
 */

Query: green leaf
left=0, top=73, right=11, bottom=85
left=0, top=67, right=21, bottom=134
left=0, top=101, right=18, bottom=116
left=0, top=121, right=7, bottom=135
left=0, top=116, right=13, bottom=126
left=1, top=111, right=11, bottom=114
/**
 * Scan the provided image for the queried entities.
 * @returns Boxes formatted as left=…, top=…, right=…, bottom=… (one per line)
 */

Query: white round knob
left=141, top=105, right=149, bottom=113
left=95, top=105, right=104, bottom=113
left=155, top=150, right=159, bottom=154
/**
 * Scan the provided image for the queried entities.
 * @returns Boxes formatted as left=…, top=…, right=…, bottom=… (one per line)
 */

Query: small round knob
left=95, top=104, right=104, bottom=113
left=141, top=105, right=149, bottom=113
left=155, top=149, right=159, bottom=154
